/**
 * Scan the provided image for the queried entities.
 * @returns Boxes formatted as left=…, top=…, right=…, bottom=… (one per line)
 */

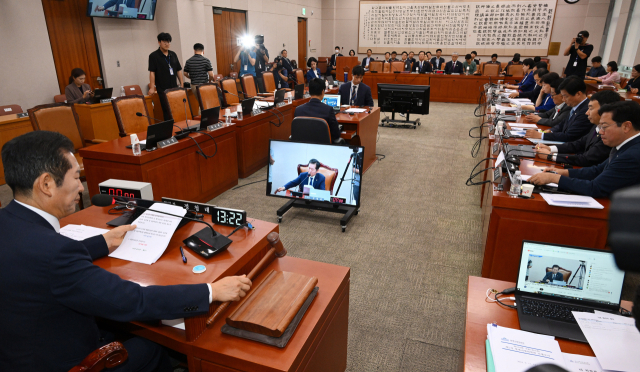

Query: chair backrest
left=296, top=161, right=340, bottom=195
left=291, top=117, right=331, bottom=144
left=546, top=267, right=572, bottom=283
left=500, top=62, right=509, bottom=72
left=483, top=63, right=500, bottom=77
left=390, top=61, right=404, bottom=72
left=28, top=103, right=84, bottom=151
left=0, top=104, right=23, bottom=116
left=221, top=78, right=240, bottom=105
left=229, top=72, right=239, bottom=79
left=240, top=75, right=257, bottom=98
left=123, top=85, right=143, bottom=96
left=111, top=95, right=151, bottom=137
left=317, top=60, right=328, bottom=74
left=196, top=83, right=221, bottom=110
left=507, top=64, right=524, bottom=77
left=213, top=74, right=223, bottom=82
left=54, top=94, right=67, bottom=103
left=68, top=341, right=128, bottom=372
left=263, top=72, right=277, bottom=92
left=369, top=61, right=383, bottom=72
left=295, top=69, right=305, bottom=85
left=161, top=87, right=193, bottom=122
left=620, top=77, right=629, bottom=89
left=382, top=62, right=391, bottom=73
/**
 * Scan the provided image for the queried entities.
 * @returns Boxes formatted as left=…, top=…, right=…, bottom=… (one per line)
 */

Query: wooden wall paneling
left=268, top=106, right=293, bottom=140
left=0, top=117, right=34, bottom=185
left=213, top=9, right=247, bottom=78
left=198, top=131, right=239, bottom=197
left=235, top=120, right=271, bottom=178
left=298, top=18, right=307, bottom=68
left=145, top=150, right=202, bottom=201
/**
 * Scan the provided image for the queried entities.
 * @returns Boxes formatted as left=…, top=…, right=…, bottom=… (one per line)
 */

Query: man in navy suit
left=294, top=78, right=341, bottom=142
left=444, top=52, right=463, bottom=74
left=415, top=51, right=432, bottom=73
left=338, top=66, right=374, bottom=107
left=526, top=76, right=592, bottom=142
left=542, top=265, right=565, bottom=283
left=328, top=46, right=343, bottom=74
left=430, top=48, right=445, bottom=71
left=275, top=159, right=326, bottom=193
left=0, top=131, right=252, bottom=371
left=530, top=101, right=640, bottom=198
left=362, top=48, right=374, bottom=70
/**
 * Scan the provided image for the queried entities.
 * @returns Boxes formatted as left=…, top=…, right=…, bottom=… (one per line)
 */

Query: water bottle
left=509, top=170, right=522, bottom=197
left=225, top=108, right=232, bottom=124
left=130, top=134, right=141, bottom=156
left=466, top=66, right=470, bottom=75
left=120, top=86, right=125, bottom=97
left=516, top=103, right=522, bottom=120
left=325, top=79, right=329, bottom=91
left=344, top=72, right=348, bottom=83
left=236, top=104, right=243, bottom=120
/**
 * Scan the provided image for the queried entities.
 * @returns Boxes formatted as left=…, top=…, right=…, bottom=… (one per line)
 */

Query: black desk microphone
left=136, top=112, right=162, bottom=122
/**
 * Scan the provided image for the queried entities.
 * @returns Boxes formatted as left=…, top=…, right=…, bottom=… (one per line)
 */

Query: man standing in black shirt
left=255, top=41, right=269, bottom=93
left=563, top=30, right=593, bottom=78
left=148, top=32, right=183, bottom=120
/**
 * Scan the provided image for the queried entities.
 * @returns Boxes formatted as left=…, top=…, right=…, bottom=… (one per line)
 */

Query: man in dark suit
left=530, top=101, right=640, bottom=198
left=294, top=78, right=341, bottom=142
left=535, top=90, right=621, bottom=167
left=526, top=76, right=592, bottom=142
left=542, top=265, right=565, bottom=283
left=430, top=49, right=445, bottom=71
left=338, top=66, right=374, bottom=107
left=0, top=131, right=252, bottom=372
left=444, top=52, right=463, bottom=74
left=362, top=48, right=374, bottom=70
left=388, top=51, right=399, bottom=62
left=415, top=51, right=432, bottom=73
left=404, top=51, right=416, bottom=71
left=275, top=159, right=326, bottom=193
left=526, top=78, right=571, bottom=127
left=329, top=46, right=343, bottom=74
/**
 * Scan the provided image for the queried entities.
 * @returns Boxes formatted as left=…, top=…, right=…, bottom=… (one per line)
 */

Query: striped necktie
left=351, top=85, right=357, bottom=106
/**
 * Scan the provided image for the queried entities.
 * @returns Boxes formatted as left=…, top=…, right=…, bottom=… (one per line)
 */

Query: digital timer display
left=213, top=207, right=247, bottom=227
left=98, top=186, right=142, bottom=199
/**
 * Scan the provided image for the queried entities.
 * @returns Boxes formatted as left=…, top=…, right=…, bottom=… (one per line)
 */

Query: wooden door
left=213, top=8, right=247, bottom=78
left=297, top=18, right=307, bottom=69
left=41, top=0, right=103, bottom=94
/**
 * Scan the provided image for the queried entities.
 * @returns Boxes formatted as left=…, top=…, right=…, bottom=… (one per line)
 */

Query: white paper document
left=521, top=174, right=558, bottom=188
left=540, top=193, right=604, bottom=209
left=572, top=311, right=640, bottom=372
left=562, top=353, right=603, bottom=372
left=509, top=98, right=533, bottom=105
left=109, top=203, right=186, bottom=265
left=161, top=318, right=185, bottom=330
left=487, top=324, right=565, bottom=372
left=508, top=129, right=526, bottom=137
left=505, top=89, right=519, bottom=93
left=496, top=104, right=517, bottom=112
left=510, top=123, right=538, bottom=129
left=527, top=138, right=565, bottom=145
left=496, top=150, right=506, bottom=168
left=345, top=108, right=367, bottom=113
left=60, top=224, right=109, bottom=241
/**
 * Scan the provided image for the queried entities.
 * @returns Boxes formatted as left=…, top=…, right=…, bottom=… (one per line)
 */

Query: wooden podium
left=336, top=56, right=359, bottom=82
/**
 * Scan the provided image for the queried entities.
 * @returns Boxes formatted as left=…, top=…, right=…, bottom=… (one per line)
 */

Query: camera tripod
left=569, top=260, right=587, bottom=289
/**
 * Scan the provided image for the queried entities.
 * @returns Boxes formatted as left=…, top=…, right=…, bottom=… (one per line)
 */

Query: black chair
left=290, top=117, right=345, bottom=145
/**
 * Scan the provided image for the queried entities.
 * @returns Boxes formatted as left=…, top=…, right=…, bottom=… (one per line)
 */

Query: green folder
left=485, top=339, right=496, bottom=372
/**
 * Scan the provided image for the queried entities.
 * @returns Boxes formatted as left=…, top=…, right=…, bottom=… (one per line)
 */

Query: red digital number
left=109, top=188, right=115, bottom=195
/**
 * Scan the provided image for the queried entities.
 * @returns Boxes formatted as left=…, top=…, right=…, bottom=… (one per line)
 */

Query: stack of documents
left=510, top=123, right=538, bottom=129
left=527, top=138, right=565, bottom=145
left=573, top=311, right=640, bottom=371
left=496, top=105, right=517, bottom=112
left=508, top=98, right=533, bottom=105
left=109, top=203, right=187, bottom=265
left=345, top=108, right=367, bottom=113
left=540, top=193, right=604, bottom=209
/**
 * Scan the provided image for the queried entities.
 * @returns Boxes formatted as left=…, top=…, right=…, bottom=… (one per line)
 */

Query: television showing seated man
left=275, top=159, right=325, bottom=193
left=94, top=0, right=138, bottom=15
left=542, top=265, right=565, bottom=283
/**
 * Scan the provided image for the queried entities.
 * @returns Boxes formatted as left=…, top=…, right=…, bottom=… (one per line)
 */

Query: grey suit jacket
left=64, top=83, right=92, bottom=104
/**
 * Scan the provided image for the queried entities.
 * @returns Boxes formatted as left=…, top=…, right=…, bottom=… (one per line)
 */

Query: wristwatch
left=547, top=154, right=554, bottom=161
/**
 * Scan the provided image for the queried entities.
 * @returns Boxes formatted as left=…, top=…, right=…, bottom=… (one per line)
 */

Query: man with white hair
left=445, top=52, right=463, bottom=74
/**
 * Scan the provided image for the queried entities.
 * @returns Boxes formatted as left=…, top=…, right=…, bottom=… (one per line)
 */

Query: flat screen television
left=267, top=140, right=364, bottom=207
left=86, top=0, right=157, bottom=20
left=377, top=84, right=430, bottom=115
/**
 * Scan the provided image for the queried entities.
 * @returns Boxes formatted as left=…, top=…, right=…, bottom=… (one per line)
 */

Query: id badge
left=169, top=66, right=174, bottom=75
left=244, top=65, right=248, bottom=71
left=573, top=61, right=578, bottom=67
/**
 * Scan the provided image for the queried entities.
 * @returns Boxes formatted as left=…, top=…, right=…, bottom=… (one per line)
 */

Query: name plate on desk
left=100, top=98, right=113, bottom=104
left=17, top=113, right=28, bottom=118
left=207, top=122, right=223, bottom=131
left=157, top=137, right=178, bottom=149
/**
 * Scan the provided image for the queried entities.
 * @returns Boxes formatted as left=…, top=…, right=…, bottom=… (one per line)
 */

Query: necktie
left=309, top=177, right=313, bottom=186
left=351, top=85, right=357, bottom=106
left=608, top=147, right=618, bottom=164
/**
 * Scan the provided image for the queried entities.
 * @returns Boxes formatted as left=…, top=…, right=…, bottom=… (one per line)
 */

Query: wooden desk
left=585, top=81, right=640, bottom=104
left=79, top=121, right=239, bottom=203
left=464, top=276, right=632, bottom=372
left=60, top=206, right=350, bottom=372
left=0, top=115, right=33, bottom=185
left=75, top=96, right=155, bottom=142
left=335, top=107, right=381, bottom=173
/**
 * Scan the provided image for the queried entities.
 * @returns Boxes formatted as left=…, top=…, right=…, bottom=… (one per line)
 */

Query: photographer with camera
left=254, top=36, right=269, bottom=93
left=233, top=42, right=256, bottom=81
left=563, top=31, right=593, bottom=78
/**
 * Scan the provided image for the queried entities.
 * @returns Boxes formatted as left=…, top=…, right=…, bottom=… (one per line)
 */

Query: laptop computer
left=504, top=143, right=536, bottom=158
left=326, top=76, right=336, bottom=87
left=241, top=98, right=256, bottom=115
left=274, top=89, right=286, bottom=105
left=515, top=240, right=626, bottom=342
left=126, top=119, right=174, bottom=151
left=187, top=106, right=220, bottom=131
left=294, top=84, right=304, bottom=100
left=90, top=88, right=113, bottom=104
left=322, top=94, right=341, bottom=113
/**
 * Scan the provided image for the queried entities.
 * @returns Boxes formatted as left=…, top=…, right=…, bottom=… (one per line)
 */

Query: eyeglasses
left=597, top=124, right=614, bottom=132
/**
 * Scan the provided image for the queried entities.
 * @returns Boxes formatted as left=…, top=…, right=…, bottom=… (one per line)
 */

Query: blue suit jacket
left=284, top=172, right=326, bottom=192
left=338, top=82, right=374, bottom=107
left=543, top=99, right=591, bottom=142
left=294, top=98, right=341, bottom=141
left=518, top=72, right=536, bottom=92
left=306, top=68, right=321, bottom=82
left=558, top=135, right=640, bottom=198
left=0, top=201, right=209, bottom=371
left=415, top=60, right=432, bottom=73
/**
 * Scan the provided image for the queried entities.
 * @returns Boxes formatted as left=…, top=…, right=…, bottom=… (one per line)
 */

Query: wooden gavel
left=205, top=231, right=287, bottom=328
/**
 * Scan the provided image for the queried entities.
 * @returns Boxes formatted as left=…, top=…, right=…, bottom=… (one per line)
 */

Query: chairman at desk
left=95, top=0, right=137, bottom=12
left=542, top=265, right=564, bottom=283
left=275, top=159, right=325, bottom=193
left=0, top=131, right=251, bottom=372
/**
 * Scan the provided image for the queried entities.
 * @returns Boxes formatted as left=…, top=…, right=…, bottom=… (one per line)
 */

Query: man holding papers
left=529, top=101, right=640, bottom=198
left=0, top=131, right=252, bottom=372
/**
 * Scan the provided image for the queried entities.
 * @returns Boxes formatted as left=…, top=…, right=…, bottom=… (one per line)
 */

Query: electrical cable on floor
left=375, top=154, right=386, bottom=162
left=232, top=179, right=267, bottom=190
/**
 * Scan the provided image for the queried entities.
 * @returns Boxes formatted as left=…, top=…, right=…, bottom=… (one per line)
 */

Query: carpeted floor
left=1, top=101, right=637, bottom=371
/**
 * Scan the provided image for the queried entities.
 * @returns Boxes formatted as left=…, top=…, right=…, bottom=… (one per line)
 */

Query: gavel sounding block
left=226, top=270, right=318, bottom=337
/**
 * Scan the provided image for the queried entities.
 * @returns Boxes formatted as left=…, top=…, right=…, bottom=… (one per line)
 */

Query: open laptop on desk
left=294, top=84, right=304, bottom=100
left=184, top=106, right=220, bottom=131
left=90, top=88, right=113, bottom=104
left=322, top=94, right=341, bottom=113
left=504, top=143, right=536, bottom=158
left=126, top=119, right=174, bottom=151
left=515, top=241, right=626, bottom=342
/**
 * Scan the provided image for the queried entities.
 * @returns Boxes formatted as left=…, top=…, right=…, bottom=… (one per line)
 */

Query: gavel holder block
left=226, top=270, right=319, bottom=337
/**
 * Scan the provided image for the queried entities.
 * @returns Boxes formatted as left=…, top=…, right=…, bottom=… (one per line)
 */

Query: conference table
left=463, top=276, right=633, bottom=372
left=584, top=81, right=640, bottom=103
left=60, top=206, right=350, bottom=372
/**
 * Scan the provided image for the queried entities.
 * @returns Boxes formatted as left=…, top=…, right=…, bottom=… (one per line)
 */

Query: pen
left=179, top=246, right=187, bottom=264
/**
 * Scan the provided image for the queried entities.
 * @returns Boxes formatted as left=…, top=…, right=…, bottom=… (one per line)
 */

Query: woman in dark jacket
left=64, top=68, right=94, bottom=104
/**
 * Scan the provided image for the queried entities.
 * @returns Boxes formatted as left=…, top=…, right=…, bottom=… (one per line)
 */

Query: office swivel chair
left=111, top=95, right=151, bottom=137
left=54, top=94, right=67, bottom=103
left=483, top=63, right=501, bottom=77
left=390, top=61, right=404, bottom=72
left=240, top=75, right=258, bottom=98
left=196, top=83, right=222, bottom=110
left=296, top=161, right=339, bottom=195
left=290, top=117, right=345, bottom=145
left=161, top=87, right=195, bottom=122
left=368, top=61, right=383, bottom=72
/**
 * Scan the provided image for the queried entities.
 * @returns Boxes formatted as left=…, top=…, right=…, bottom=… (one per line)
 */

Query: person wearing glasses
left=525, top=79, right=571, bottom=127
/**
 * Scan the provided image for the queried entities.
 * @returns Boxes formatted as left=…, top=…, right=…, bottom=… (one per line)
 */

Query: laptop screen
left=516, top=241, right=625, bottom=307
left=322, top=94, right=341, bottom=108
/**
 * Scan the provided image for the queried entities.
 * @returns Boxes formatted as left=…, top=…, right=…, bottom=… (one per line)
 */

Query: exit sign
left=302, top=8, right=306, bottom=15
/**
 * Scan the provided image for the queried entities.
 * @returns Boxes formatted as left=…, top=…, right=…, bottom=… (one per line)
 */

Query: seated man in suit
left=362, top=48, right=374, bottom=70
left=389, top=51, right=399, bottom=62
left=444, top=52, right=463, bottom=74
left=526, top=76, right=592, bottom=142
left=339, top=66, right=374, bottom=107
left=293, top=78, right=341, bottom=142
left=487, top=53, right=500, bottom=65
left=431, top=48, right=445, bottom=71
left=0, top=131, right=252, bottom=371
left=404, top=51, right=416, bottom=71
left=587, top=56, right=607, bottom=78
left=525, top=78, right=571, bottom=126
left=415, top=51, right=432, bottom=73
left=529, top=101, right=640, bottom=198
left=328, top=46, right=343, bottom=74
left=535, top=90, right=620, bottom=167
left=384, top=52, right=391, bottom=62
left=542, top=265, right=565, bottom=283
left=275, top=159, right=326, bottom=193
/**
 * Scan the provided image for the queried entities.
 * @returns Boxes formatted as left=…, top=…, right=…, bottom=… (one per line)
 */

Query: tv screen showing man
left=275, top=159, right=325, bottom=193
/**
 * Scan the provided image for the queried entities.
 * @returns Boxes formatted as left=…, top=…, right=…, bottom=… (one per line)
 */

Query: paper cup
left=521, top=184, right=534, bottom=198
